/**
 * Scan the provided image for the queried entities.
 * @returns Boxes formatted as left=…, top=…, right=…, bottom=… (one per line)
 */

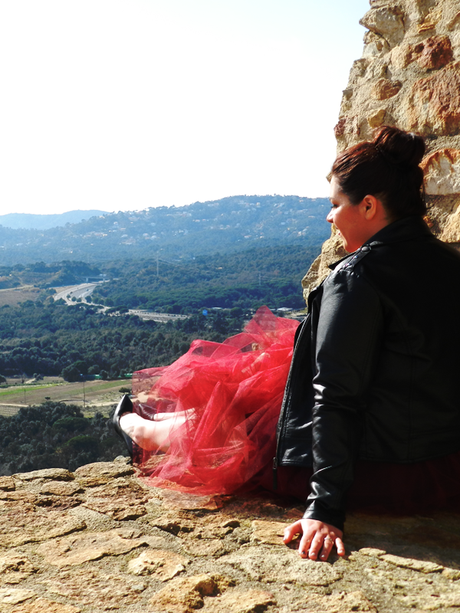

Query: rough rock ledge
left=1, top=458, right=460, bottom=612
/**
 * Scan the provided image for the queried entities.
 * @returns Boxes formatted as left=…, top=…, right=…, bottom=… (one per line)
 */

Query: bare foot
left=119, top=412, right=188, bottom=451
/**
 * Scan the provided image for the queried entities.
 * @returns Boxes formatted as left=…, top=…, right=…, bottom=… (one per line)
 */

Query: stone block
left=360, top=6, right=405, bottom=47
left=294, top=590, right=377, bottom=613
left=127, top=549, right=189, bottom=580
left=0, top=555, right=36, bottom=584
left=13, top=468, right=74, bottom=482
left=348, top=58, right=369, bottom=84
left=205, top=589, right=275, bottom=613
left=0, top=476, right=15, bottom=491
left=368, top=109, right=386, bottom=128
left=418, top=5, right=443, bottom=33
left=251, top=519, right=288, bottom=545
left=334, top=115, right=361, bottom=146
left=417, top=35, right=453, bottom=70
left=0, top=588, right=35, bottom=605
left=43, top=567, right=147, bottom=609
left=381, top=553, right=443, bottom=573
left=365, top=58, right=388, bottom=80
left=371, top=78, right=402, bottom=100
left=363, top=30, right=389, bottom=58
left=222, top=547, right=344, bottom=586
left=150, top=573, right=223, bottom=612
left=407, top=63, right=460, bottom=135
left=439, top=207, right=460, bottom=243
left=12, top=598, right=81, bottom=613
left=421, top=148, right=460, bottom=195
left=82, top=478, right=148, bottom=520
left=0, top=508, right=86, bottom=547
left=39, top=481, right=83, bottom=496
left=390, top=42, right=415, bottom=69
left=447, top=11, right=460, bottom=31
left=36, top=528, right=148, bottom=567
left=358, top=547, right=386, bottom=557
left=73, top=461, right=135, bottom=487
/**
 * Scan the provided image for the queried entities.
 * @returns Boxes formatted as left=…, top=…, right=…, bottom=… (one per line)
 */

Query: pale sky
left=0, top=0, right=370, bottom=215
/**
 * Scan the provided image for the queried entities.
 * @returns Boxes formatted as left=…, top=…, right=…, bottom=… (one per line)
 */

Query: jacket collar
left=329, top=216, right=432, bottom=270
left=363, top=215, right=432, bottom=246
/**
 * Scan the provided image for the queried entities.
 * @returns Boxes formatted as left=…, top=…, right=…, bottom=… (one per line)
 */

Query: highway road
left=54, top=283, right=100, bottom=304
left=53, top=283, right=188, bottom=322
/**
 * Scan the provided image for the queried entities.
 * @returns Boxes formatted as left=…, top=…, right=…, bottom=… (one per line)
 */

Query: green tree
left=61, top=365, right=81, bottom=382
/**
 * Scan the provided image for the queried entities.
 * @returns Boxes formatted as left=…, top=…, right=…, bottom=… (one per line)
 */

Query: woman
left=115, top=126, right=460, bottom=562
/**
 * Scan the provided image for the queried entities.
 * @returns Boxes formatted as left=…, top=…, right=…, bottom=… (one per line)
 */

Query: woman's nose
left=326, top=210, right=334, bottom=223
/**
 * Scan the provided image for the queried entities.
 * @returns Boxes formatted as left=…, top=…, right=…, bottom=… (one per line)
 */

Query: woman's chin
left=342, top=241, right=356, bottom=253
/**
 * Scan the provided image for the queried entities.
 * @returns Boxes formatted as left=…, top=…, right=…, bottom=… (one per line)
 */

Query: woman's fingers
left=308, top=531, right=327, bottom=560
left=283, top=521, right=313, bottom=557
left=298, top=531, right=314, bottom=558
left=335, top=536, right=346, bottom=557
left=283, top=519, right=345, bottom=562
left=282, top=520, right=302, bottom=545
left=318, top=534, right=336, bottom=561
left=312, top=533, right=345, bottom=561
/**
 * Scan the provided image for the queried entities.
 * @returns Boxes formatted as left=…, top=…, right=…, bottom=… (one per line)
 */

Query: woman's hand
left=283, top=519, right=345, bottom=561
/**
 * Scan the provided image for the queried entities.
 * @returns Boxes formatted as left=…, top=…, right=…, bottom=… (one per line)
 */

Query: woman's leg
left=119, top=412, right=189, bottom=451
left=153, top=408, right=195, bottom=421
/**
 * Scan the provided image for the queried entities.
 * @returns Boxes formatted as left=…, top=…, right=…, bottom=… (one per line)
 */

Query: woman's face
left=327, top=176, right=370, bottom=253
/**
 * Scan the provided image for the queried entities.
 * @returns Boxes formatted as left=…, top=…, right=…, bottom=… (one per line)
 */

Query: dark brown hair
left=331, top=126, right=426, bottom=220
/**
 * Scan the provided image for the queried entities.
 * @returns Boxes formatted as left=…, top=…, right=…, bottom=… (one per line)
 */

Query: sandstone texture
left=2, top=459, right=460, bottom=612
left=304, top=0, right=460, bottom=298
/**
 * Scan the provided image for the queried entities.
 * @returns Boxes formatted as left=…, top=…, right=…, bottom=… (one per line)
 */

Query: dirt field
left=0, top=377, right=131, bottom=417
left=0, top=286, right=42, bottom=306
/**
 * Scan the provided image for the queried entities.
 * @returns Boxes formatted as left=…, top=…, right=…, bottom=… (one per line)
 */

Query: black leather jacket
left=275, top=216, right=460, bottom=530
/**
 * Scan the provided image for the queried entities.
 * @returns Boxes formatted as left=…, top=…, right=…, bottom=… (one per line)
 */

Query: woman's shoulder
left=324, top=247, right=375, bottom=289
left=322, top=250, right=380, bottom=304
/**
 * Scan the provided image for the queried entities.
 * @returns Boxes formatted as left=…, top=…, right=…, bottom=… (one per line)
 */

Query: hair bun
left=373, top=126, right=425, bottom=168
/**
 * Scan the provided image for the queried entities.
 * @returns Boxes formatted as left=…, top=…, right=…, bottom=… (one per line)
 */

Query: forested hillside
left=0, top=261, right=102, bottom=290
left=0, top=242, right=318, bottom=378
left=0, top=402, right=125, bottom=475
left=0, top=195, right=329, bottom=265
left=92, top=244, right=318, bottom=312
left=0, top=299, right=249, bottom=378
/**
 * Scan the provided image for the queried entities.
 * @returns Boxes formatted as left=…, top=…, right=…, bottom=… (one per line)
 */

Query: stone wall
left=303, top=0, right=460, bottom=299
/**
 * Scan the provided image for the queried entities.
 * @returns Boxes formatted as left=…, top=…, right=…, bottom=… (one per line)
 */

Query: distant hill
left=0, top=210, right=107, bottom=230
left=0, top=195, right=330, bottom=265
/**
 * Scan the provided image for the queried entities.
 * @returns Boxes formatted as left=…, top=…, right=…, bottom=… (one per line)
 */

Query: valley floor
left=0, top=379, right=128, bottom=417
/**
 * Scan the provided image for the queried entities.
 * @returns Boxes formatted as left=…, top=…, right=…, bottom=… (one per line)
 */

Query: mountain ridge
left=0, top=210, right=107, bottom=230
left=0, top=195, right=330, bottom=266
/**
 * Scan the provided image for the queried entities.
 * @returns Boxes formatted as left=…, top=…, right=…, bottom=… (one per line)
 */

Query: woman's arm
left=305, top=269, right=383, bottom=529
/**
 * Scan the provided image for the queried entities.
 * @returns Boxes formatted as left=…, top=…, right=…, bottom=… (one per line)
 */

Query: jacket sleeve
left=303, top=269, right=383, bottom=530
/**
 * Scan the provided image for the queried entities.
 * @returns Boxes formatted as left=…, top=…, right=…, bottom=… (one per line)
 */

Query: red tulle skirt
left=132, top=306, right=298, bottom=495
left=132, top=306, right=460, bottom=514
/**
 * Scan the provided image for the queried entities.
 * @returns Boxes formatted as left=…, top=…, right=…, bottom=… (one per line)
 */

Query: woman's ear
left=360, top=194, right=383, bottom=221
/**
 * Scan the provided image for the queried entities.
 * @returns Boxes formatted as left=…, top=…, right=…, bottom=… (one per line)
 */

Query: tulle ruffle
left=131, top=306, right=299, bottom=495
